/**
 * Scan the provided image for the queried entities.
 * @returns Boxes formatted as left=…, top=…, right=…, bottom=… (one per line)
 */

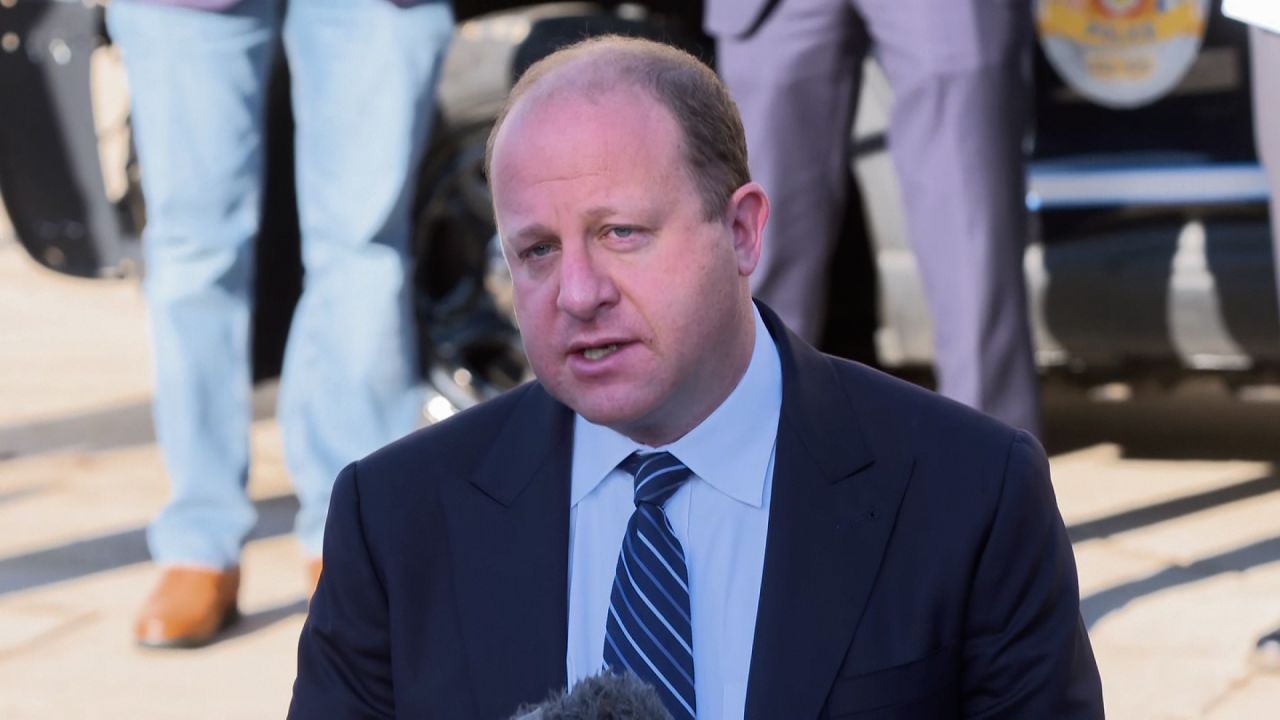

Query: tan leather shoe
left=305, top=558, right=323, bottom=601
left=134, top=566, right=240, bottom=649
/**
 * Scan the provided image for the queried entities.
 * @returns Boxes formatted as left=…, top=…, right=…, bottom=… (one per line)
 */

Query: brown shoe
left=305, top=558, right=323, bottom=601
left=134, top=566, right=240, bottom=649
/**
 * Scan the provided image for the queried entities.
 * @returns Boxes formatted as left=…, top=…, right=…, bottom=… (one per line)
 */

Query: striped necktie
left=603, top=451, right=697, bottom=719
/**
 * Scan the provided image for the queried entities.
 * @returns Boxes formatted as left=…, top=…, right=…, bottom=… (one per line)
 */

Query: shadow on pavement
left=0, top=384, right=277, bottom=462
left=1047, top=389, right=1280, bottom=629
left=0, top=399, right=155, bottom=463
left=220, top=598, right=310, bottom=644
left=0, top=493, right=298, bottom=598
left=1067, top=472, right=1280, bottom=543
left=1044, top=387, right=1280, bottom=461
left=1081, top=534, right=1280, bottom=629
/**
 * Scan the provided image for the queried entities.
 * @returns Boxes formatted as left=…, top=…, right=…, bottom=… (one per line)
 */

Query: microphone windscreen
left=510, top=671, right=674, bottom=720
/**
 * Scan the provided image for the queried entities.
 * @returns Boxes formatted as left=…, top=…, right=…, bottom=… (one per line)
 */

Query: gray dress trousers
left=708, top=0, right=1041, bottom=434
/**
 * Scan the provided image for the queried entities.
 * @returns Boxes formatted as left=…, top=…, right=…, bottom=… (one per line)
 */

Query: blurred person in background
left=705, top=0, right=1041, bottom=435
left=1223, top=0, right=1280, bottom=670
left=108, top=0, right=453, bottom=648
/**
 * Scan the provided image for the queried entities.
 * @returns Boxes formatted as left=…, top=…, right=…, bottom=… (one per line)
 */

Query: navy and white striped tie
left=603, top=451, right=697, bottom=719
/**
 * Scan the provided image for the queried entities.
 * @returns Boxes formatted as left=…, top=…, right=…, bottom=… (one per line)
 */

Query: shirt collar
left=571, top=306, right=783, bottom=508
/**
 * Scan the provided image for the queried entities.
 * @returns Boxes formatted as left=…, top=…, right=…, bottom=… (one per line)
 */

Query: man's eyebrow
left=509, top=223, right=558, bottom=245
left=582, top=206, right=621, bottom=224
left=509, top=206, right=626, bottom=243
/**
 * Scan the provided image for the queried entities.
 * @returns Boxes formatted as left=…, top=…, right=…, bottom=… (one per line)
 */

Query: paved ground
left=2, top=230, right=1280, bottom=718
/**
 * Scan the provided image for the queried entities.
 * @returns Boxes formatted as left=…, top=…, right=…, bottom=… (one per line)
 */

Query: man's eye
left=524, top=243, right=553, bottom=259
left=609, top=227, right=635, bottom=239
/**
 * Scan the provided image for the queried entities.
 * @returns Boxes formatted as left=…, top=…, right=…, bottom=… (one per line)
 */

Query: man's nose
left=557, top=245, right=619, bottom=320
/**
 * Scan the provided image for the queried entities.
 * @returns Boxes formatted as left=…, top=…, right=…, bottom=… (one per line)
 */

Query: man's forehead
left=494, top=83, right=675, bottom=171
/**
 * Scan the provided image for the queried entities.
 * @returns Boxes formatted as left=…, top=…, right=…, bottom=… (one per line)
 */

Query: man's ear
left=726, top=182, right=769, bottom=277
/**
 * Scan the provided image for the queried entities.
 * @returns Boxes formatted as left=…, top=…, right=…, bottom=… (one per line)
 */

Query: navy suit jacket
left=289, top=304, right=1103, bottom=719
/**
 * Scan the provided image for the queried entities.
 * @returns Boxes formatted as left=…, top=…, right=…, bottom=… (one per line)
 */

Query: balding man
left=288, top=36, right=1102, bottom=720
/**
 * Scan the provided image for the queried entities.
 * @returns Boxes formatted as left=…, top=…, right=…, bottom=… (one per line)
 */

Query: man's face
left=489, top=85, right=764, bottom=445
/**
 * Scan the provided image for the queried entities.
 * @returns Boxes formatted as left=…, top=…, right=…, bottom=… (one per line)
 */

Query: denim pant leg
left=279, top=0, right=453, bottom=557
left=107, top=0, right=281, bottom=569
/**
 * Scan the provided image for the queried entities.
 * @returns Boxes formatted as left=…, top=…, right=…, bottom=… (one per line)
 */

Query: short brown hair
left=484, top=35, right=750, bottom=220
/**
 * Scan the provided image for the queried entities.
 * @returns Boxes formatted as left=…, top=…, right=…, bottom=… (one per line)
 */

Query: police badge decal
left=1037, top=0, right=1211, bottom=108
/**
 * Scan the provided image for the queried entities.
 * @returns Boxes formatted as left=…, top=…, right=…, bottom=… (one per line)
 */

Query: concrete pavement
left=2, top=231, right=1280, bottom=718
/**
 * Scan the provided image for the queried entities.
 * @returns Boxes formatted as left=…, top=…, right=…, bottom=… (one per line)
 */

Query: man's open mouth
left=581, top=344, right=621, bottom=361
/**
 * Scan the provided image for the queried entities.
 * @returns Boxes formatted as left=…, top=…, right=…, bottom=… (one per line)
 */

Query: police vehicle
left=1, top=0, right=1273, bottom=412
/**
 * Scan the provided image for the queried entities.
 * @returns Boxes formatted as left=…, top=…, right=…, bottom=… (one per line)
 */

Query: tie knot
left=618, top=451, right=693, bottom=507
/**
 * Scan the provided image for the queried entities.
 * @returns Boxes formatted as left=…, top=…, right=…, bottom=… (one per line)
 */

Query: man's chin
left=575, top=404, right=644, bottom=431
left=570, top=397, right=655, bottom=438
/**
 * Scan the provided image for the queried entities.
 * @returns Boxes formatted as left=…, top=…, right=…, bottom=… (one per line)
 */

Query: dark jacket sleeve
left=289, top=462, right=395, bottom=719
left=961, top=431, right=1105, bottom=718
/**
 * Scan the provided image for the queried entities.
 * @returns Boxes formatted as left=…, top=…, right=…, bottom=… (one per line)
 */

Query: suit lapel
left=745, top=305, right=914, bottom=719
left=444, top=384, right=574, bottom=718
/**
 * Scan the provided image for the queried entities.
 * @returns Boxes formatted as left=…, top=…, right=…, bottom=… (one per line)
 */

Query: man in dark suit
left=289, top=36, right=1103, bottom=719
left=706, top=0, right=1041, bottom=435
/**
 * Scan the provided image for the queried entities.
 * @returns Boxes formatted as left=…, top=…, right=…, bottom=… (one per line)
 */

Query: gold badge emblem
left=1037, top=0, right=1210, bottom=108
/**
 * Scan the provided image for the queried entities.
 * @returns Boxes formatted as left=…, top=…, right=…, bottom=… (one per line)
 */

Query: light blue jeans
left=108, top=0, right=452, bottom=568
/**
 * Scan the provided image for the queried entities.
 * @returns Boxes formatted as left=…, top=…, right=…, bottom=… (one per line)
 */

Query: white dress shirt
left=566, top=306, right=782, bottom=719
